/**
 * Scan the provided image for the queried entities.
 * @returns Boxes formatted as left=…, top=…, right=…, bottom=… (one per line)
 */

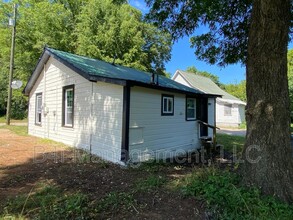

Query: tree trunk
left=241, top=0, right=293, bottom=203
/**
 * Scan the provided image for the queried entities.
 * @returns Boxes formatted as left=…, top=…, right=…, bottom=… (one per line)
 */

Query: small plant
left=1, top=183, right=91, bottom=219
left=97, top=192, right=136, bottom=213
left=238, top=122, right=247, bottom=129
left=134, top=159, right=168, bottom=173
left=135, top=175, right=166, bottom=191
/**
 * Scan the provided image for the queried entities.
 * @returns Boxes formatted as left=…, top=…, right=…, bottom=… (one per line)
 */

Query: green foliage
left=216, top=133, right=245, bottom=153
left=146, top=0, right=253, bottom=66
left=97, top=192, right=135, bottom=212
left=135, top=175, right=166, bottom=191
left=0, top=125, right=28, bottom=136
left=186, top=66, right=221, bottom=86
left=0, top=116, right=27, bottom=123
left=0, top=0, right=172, bottom=118
left=180, top=168, right=293, bottom=219
left=238, top=122, right=247, bottom=129
left=74, top=0, right=171, bottom=74
left=0, top=0, right=73, bottom=119
left=1, top=184, right=91, bottom=219
left=223, top=80, right=247, bottom=102
left=135, top=159, right=168, bottom=173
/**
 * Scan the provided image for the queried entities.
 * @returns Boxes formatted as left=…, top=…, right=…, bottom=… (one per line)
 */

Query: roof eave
left=48, top=49, right=128, bottom=86
left=23, top=50, right=50, bottom=96
left=24, top=48, right=222, bottom=98
left=24, top=48, right=128, bottom=96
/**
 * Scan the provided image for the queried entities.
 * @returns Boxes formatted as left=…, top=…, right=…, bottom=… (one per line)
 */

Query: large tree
left=0, top=0, right=172, bottom=117
left=288, top=49, right=293, bottom=113
left=146, top=0, right=293, bottom=202
left=74, top=0, right=171, bottom=74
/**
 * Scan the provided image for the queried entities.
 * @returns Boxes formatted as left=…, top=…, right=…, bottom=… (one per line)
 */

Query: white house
left=24, top=48, right=219, bottom=164
left=172, top=70, right=246, bottom=128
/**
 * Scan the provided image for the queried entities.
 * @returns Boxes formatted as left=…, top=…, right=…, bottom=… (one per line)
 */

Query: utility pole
left=6, top=4, right=17, bottom=125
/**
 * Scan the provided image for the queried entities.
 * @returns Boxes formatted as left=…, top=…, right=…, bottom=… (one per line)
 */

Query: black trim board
left=23, top=50, right=49, bottom=95
left=127, top=81, right=219, bottom=98
left=161, top=94, right=174, bottom=116
left=196, top=98, right=208, bottom=136
left=62, top=84, right=75, bottom=128
left=49, top=52, right=127, bottom=86
left=35, top=92, right=42, bottom=126
left=185, top=96, right=197, bottom=121
left=121, top=85, right=131, bottom=162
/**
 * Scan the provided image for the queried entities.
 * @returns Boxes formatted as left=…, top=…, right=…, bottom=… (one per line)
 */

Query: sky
left=129, top=0, right=293, bottom=84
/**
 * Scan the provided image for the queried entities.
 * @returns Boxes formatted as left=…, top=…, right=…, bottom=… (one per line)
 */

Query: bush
left=11, top=91, right=28, bottom=119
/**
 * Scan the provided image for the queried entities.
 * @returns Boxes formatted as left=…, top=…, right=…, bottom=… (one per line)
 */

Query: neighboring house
left=24, top=48, right=219, bottom=164
left=172, top=70, right=246, bottom=127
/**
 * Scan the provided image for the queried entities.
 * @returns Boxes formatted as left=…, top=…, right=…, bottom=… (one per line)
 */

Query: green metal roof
left=44, top=48, right=216, bottom=96
left=176, top=70, right=245, bottom=103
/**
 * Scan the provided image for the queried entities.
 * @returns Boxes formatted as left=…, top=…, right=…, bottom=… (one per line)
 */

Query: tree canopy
left=223, top=80, right=246, bottom=102
left=146, top=0, right=293, bottom=203
left=0, top=0, right=172, bottom=118
left=74, top=0, right=171, bottom=74
left=146, top=0, right=253, bottom=66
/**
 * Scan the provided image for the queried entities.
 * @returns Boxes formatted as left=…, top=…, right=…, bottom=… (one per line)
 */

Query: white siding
left=173, top=72, right=216, bottom=134
left=173, top=72, right=243, bottom=128
left=216, top=101, right=244, bottom=127
left=28, top=58, right=123, bottom=163
left=239, top=105, right=246, bottom=124
left=173, top=73, right=192, bottom=88
left=129, top=87, right=200, bottom=162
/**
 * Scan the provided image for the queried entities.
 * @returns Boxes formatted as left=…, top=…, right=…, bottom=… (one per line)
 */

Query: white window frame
left=224, top=104, right=232, bottom=116
left=186, top=98, right=196, bottom=121
left=35, top=93, right=42, bottom=125
left=162, top=94, right=174, bottom=116
left=63, top=85, right=74, bottom=127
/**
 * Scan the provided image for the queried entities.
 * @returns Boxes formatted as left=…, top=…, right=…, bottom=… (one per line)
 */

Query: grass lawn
left=0, top=116, right=27, bottom=123
left=1, top=126, right=292, bottom=219
left=216, top=133, right=245, bottom=153
left=0, top=125, right=28, bottom=136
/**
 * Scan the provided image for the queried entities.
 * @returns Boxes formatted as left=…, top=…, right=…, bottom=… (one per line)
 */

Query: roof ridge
left=177, top=69, right=243, bottom=102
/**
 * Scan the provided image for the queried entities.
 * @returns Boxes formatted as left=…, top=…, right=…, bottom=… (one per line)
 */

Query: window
left=62, top=85, right=74, bottom=127
left=224, top=104, right=232, bottom=116
left=186, top=98, right=196, bottom=120
left=35, top=93, right=42, bottom=125
left=161, top=94, right=174, bottom=116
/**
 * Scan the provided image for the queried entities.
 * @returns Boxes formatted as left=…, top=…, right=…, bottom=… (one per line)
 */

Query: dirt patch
left=0, top=128, right=207, bottom=219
